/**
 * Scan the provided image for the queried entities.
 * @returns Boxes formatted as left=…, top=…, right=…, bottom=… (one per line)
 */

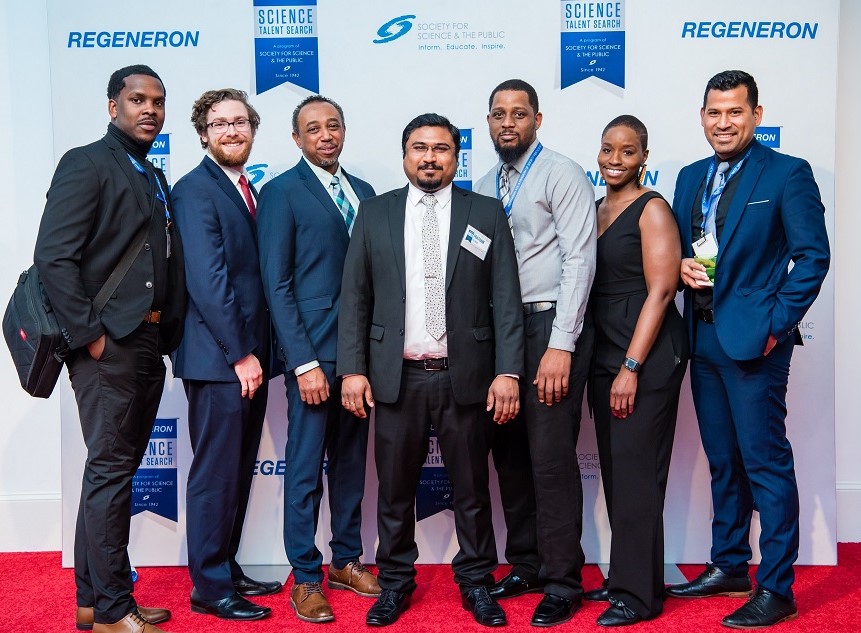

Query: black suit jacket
left=337, top=185, right=524, bottom=404
left=34, top=129, right=186, bottom=353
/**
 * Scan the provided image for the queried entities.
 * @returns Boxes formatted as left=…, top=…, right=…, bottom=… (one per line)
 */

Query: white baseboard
left=0, top=493, right=61, bottom=552
left=1, top=487, right=860, bottom=551
left=837, top=482, right=861, bottom=543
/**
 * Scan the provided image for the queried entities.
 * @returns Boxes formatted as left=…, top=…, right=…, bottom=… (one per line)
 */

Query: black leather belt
left=694, top=308, right=715, bottom=324
left=404, top=357, right=449, bottom=371
left=143, top=309, right=161, bottom=324
left=523, top=301, right=556, bottom=315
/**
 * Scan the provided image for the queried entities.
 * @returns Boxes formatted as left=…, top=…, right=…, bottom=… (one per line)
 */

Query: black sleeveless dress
left=590, top=190, right=689, bottom=619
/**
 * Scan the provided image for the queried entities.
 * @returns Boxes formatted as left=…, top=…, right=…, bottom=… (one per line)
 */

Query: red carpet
left=2, top=545, right=861, bottom=632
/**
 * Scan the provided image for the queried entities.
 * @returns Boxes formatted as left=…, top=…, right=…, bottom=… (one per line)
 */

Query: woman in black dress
left=585, top=115, right=689, bottom=626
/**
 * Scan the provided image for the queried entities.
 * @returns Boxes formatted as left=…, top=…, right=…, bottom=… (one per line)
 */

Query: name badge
left=693, top=233, right=718, bottom=259
left=461, top=225, right=491, bottom=261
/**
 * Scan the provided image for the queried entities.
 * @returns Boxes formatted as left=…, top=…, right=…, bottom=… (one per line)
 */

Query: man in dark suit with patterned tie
left=257, top=95, right=379, bottom=624
left=171, top=88, right=281, bottom=621
left=338, top=113, right=524, bottom=627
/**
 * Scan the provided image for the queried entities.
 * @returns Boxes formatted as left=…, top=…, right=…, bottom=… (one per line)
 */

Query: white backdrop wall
left=1, top=0, right=853, bottom=563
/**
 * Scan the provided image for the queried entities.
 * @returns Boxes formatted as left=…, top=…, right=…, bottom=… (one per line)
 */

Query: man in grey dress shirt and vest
left=475, top=79, right=597, bottom=627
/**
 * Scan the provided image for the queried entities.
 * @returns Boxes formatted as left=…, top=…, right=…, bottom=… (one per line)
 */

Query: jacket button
left=145, top=281, right=153, bottom=289
left=399, top=329, right=405, bottom=336
left=144, top=243, right=151, bottom=251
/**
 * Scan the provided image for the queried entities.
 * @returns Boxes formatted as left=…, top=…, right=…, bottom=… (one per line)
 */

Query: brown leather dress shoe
left=91, top=610, right=167, bottom=632
left=291, top=581, right=335, bottom=623
left=328, top=560, right=382, bottom=597
left=77, top=606, right=171, bottom=630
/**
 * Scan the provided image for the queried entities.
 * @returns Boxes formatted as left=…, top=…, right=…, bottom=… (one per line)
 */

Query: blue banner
left=416, top=428, right=454, bottom=521
left=454, top=128, right=472, bottom=191
left=146, top=133, right=171, bottom=186
left=253, top=0, right=319, bottom=94
left=755, top=126, right=781, bottom=148
left=561, top=1, right=626, bottom=89
left=131, top=418, right=178, bottom=522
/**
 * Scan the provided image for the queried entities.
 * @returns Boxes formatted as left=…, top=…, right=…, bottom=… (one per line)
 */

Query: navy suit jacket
left=170, top=156, right=273, bottom=382
left=257, top=158, right=375, bottom=372
left=337, top=185, right=524, bottom=405
left=672, top=140, right=830, bottom=361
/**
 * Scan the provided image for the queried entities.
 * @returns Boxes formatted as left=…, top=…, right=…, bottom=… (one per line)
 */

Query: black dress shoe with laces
left=584, top=586, right=609, bottom=602
left=596, top=599, right=645, bottom=627
left=488, top=571, right=544, bottom=599
left=366, top=589, right=411, bottom=626
left=233, top=574, right=284, bottom=596
left=461, top=586, right=506, bottom=627
left=721, top=588, right=798, bottom=629
left=531, top=593, right=581, bottom=627
left=666, top=563, right=752, bottom=599
left=190, top=588, right=271, bottom=620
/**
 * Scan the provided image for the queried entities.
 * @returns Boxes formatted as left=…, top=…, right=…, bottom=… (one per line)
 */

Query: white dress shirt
left=403, top=183, right=452, bottom=360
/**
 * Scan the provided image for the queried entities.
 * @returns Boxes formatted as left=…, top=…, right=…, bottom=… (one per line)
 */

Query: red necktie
left=239, top=174, right=256, bottom=219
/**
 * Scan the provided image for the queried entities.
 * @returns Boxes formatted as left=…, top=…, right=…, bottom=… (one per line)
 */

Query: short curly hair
left=191, top=88, right=261, bottom=149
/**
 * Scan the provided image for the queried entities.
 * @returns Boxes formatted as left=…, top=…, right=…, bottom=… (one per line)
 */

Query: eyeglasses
left=207, top=118, right=252, bottom=133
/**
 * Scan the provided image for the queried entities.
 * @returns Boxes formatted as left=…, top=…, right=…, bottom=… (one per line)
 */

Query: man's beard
left=210, top=141, right=252, bottom=168
left=494, top=137, right=531, bottom=164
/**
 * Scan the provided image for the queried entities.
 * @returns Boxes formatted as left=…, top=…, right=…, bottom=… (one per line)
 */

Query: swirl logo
left=373, top=14, right=416, bottom=44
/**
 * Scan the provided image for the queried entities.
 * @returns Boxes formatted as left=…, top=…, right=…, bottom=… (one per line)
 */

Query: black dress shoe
left=488, top=571, right=544, bottom=599
left=596, top=599, right=645, bottom=627
left=665, top=563, right=752, bottom=599
left=190, top=588, right=271, bottom=620
left=366, top=589, right=411, bottom=626
left=233, top=574, right=283, bottom=596
left=461, top=587, right=506, bottom=627
left=721, top=588, right=798, bottom=629
left=584, top=586, right=609, bottom=602
left=531, top=593, right=581, bottom=627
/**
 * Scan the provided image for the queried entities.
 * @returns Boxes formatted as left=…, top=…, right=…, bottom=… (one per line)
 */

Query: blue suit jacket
left=672, top=140, right=830, bottom=361
left=257, top=158, right=375, bottom=372
left=170, top=156, right=273, bottom=381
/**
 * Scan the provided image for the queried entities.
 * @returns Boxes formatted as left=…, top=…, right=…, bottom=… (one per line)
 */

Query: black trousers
left=593, top=359, right=685, bottom=618
left=68, top=324, right=166, bottom=624
left=184, top=378, right=268, bottom=600
left=374, top=363, right=497, bottom=595
left=491, top=309, right=593, bottom=599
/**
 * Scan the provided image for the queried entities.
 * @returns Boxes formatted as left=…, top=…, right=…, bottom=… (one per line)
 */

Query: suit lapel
left=342, top=169, right=370, bottom=202
left=296, top=159, right=350, bottom=240
left=719, top=142, right=766, bottom=252
left=446, top=187, right=469, bottom=290
left=388, top=187, right=408, bottom=292
left=674, top=158, right=709, bottom=259
left=106, top=140, right=152, bottom=220
left=203, top=156, right=257, bottom=235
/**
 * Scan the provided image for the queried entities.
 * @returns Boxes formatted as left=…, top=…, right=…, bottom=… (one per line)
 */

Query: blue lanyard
left=127, top=154, right=171, bottom=224
left=496, top=143, right=543, bottom=216
left=700, top=147, right=751, bottom=234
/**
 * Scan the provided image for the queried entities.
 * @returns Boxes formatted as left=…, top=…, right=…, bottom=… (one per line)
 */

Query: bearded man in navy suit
left=171, top=89, right=281, bottom=622
left=666, top=70, right=830, bottom=629
left=257, top=95, right=379, bottom=624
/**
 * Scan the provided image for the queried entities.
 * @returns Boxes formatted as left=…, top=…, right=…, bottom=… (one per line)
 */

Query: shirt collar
left=303, top=155, right=345, bottom=188
left=207, top=152, right=247, bottom=186
left=407, top=182, right=453, bottom=208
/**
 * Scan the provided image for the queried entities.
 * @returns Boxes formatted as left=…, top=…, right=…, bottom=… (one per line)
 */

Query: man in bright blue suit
left=171, top=89, right=282, bottom=621
left=666, top=70, right=830, bottom=629
left=257, top=95, right=379, bottom=624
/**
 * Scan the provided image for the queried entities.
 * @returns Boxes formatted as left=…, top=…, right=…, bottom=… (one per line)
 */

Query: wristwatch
left=622, top=357, right=641, bottom=373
